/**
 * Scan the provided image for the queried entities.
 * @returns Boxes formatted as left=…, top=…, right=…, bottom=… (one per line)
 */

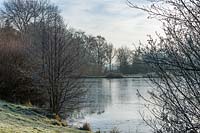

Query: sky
left=0, top=0, right=163, bottom=48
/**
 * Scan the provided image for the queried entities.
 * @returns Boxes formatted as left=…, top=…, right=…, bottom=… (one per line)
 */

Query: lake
left=69, top=78, right=154, bottom=133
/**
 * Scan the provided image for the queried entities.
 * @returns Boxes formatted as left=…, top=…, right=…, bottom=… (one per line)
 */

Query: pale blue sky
left=0, top=0, right=162, bottom=48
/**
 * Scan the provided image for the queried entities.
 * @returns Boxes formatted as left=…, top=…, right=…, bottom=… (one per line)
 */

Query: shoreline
left=0, top=100, right=90, bottom=133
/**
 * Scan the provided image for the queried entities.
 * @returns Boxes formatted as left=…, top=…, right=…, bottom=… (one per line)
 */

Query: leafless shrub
left=128, top=0, right=200, bottom=132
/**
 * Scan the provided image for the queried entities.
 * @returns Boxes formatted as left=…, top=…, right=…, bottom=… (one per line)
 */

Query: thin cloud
left=0, top=0, right=163, bottom=47
left=55, top=0, right=162, bottom=47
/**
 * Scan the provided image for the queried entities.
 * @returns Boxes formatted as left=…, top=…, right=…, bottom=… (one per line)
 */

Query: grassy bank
left=0, top=100, right=89, bottom=133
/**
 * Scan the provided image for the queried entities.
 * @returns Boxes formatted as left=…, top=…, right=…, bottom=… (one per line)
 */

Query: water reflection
left=85, top=79, right=112, bottom=115
left=70, top=78, right=153, bottom=133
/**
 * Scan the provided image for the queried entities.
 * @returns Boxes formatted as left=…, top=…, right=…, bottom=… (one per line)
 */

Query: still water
left=70, top=78, right=154, bottom=133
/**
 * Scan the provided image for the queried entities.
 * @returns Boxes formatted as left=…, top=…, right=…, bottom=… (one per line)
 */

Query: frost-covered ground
left=0, top=100, right=89, bottom=133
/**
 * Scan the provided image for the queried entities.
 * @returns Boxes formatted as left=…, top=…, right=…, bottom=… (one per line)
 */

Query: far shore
left=79, top=74, right=155, bottom=79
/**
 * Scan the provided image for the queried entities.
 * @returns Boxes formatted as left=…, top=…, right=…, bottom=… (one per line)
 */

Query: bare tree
left=116, top=47, right=131, bottom=74
left=128, top=0, right=200, bottom=132
left=130, top=46, right=150, bottom=74
left=95, top=35, right=107, bottom=66
left=1, top=0, right=49, bottom=32
left=28, top=8, right=86, bottom=115
left=105, top=43, right=116, bottom=71
left=87, top=35, right=107, bottom=75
